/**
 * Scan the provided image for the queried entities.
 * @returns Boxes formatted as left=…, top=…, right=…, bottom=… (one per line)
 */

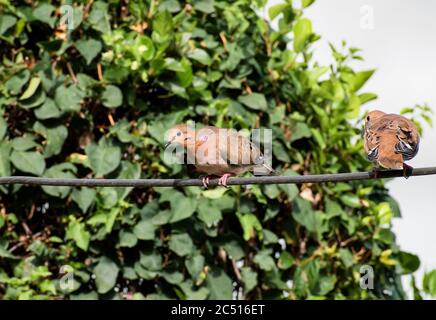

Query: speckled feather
left=364, top=111, right=420, bottom=170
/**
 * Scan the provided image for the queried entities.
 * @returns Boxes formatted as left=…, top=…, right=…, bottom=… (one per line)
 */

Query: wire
left=0, top=167, right=435, bottom=188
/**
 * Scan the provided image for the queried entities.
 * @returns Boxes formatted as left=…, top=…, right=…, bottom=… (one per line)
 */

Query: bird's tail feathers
left=261, top=163, right=279, bottom=176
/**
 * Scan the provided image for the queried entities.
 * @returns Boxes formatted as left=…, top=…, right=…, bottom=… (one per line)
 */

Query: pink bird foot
left=372, top=167, right=380, bottom=179
left=201, top=176, right=212, bottom=189
left=218, top=173, right=233, bottom=187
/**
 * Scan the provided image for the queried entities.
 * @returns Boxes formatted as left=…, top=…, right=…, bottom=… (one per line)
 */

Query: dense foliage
left=0, top=0, right=433, bottom=299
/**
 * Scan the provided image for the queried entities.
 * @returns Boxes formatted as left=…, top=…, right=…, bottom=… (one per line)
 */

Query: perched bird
left=164, top=124, right=274, bottom=187
left=363, top=110, right=420, bottom=178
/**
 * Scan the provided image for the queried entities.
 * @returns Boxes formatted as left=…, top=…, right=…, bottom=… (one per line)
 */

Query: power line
left=0, top=167, right=435, bottom=188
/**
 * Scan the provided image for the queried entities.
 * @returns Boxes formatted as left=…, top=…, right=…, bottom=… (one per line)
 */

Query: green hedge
left=0, top=0, right=430, bottom=299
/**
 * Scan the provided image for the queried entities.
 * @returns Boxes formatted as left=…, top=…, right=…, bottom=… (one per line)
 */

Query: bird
left=164, top=123, right=275, bottom=188
left=363, top=110, right=420, bottom=178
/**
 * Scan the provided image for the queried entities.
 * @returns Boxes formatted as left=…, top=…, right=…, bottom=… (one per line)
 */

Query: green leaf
left=302, top=0, right=315, bottom=8
left=0, top=144, right=11, bottom=177
left=10, top=150, right=45, bottom=176
left=34, top=98, right=63, bottom=120
left=293, top=18, right=312, bottom=52
left=352, top=70, right=375, bottom=91
left=166, top=192, right=196, bottom=223
left=202, top=187, right=227, bottom=199
left=94, top=257, right=119, bottom=294
left=169, top=233, right=194, bottom=257
left=359, top=92, right=378, bottom=104
left=55, top=85, right=83, bottom=112
left=179, top=280, right=210, bottom=300
left=71, top=291, right=99, bottom=300
left=11, top=135, right=38, bottom=151
left=0, top=14, right=17, bottom=35
left=268, top=4, right=289, bottom=20
left=18, top=87, right=46, bottom=109
left=76, top=38, right=102, bottom=65
left=290, top=122, right=312, bottom=142
left=176, top=58, right=193, bottom=88
left=238, top=93, right=267, bottom=111
left=105, top=207, right=120, bottom=234
left=19, top=77, right=41, bottom=100
left=398, top=251, right=420, bottom=274
left=85, top=141, right=121, bottom=177
left=133, top=35, right=155, bottom=61
left=0, top=246, right=18, bottom=259
left=218, top=236, right=245, bottom=260
left=5, top=69, right=30, bottom=95
left=253, top=250, right=276, bottom=271
left=115, top=161, right=141, bottom=200
left=72, top=188, right=96, bottom=213
left=188, top=48, right=212, bottom=65
left=33, top=3, right=56, bottom=28
left=88, top=1, right=111, bottom=33
left=241, top=267, right=257, bottom=293
left=194, top=0, right=215, bottom=13
left=338, top=248, right=354, bottom=268
left=423, top=270, right=436, bottom=297
left=133, top=220, right=156, bottom=240
left=278, top=251, right=295, bottom=270
left=139, top=249, right=162, bottom=271
left=160, top=270, right=184, bottom=285
left=102, top=85, right=123, bottom=108
left=316, top=275, right=337, bottom=295
left=152, top=10, right=173, bottom=45
left=292, top=197, right=327, bottom=238
left=197, top=198, right=222, bottom=227
left=346, top=94, right=361, bottom=119
left=118, top=229, right=138, bottom=248
left=185, top=254, right=205, bottom=279
left=206, top=267, right=232, bottom=300
left=42, top=163, right=76, bottom=198
left=340, top=194, right=361, bottom=208
left=66, top=217, right=90, bottom=251
left=33, top=121, right=68, bottom=157
left=237, top=212, right=263, bottom=241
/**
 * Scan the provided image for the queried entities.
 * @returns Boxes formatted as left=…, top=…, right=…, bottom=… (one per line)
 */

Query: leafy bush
left=0, top=0, right=430, bottom=299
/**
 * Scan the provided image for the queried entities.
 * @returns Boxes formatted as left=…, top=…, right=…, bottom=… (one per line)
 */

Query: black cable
left=0, top=167, right=435, bottom=188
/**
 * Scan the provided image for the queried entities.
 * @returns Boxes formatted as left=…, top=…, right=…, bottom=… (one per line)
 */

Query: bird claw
left=218, top=173, right=232, bottom=187
left=201, top=176, right=211, bottom=189
left=403, top=163, right=413, bottom=179
left=372, top=167, right=380, bottom=179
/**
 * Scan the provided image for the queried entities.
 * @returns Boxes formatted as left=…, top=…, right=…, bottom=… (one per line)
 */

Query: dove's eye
left=176, top=131, right=182, bottom=137
left=366, top=116, right=370, bottom=121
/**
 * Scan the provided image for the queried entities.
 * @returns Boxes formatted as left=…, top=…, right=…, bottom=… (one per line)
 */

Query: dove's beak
left=164, top=139, right=173, bottom=149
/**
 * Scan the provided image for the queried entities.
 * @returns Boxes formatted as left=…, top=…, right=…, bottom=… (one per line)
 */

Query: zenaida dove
left=363, top=110, right=420, bottom=178
left=164, top=124, right=274, bottom=187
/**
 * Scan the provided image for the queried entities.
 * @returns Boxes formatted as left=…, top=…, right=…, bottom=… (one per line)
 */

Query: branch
left=0, top=167, right=435, bottom=188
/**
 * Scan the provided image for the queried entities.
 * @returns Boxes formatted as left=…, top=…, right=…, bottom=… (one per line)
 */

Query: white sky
left=265, top=0, right=436, bottom=298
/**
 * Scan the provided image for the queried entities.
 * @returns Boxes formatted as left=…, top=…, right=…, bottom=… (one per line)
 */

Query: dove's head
left=365, top=110, right=386, bottom=124
left=164, top=123, right=195, bottom=149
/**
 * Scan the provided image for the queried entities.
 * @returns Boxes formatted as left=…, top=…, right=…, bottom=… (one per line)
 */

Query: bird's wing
left=393, top=118, right=420, bottom=161
left=364, top=121, right=380, bottom=162
left=366, top=115, right=420, bottom=163
left=378, top=134, right=404, bottom=169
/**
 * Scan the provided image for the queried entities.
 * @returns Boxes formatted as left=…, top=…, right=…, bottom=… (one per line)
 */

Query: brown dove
left=164, top=124, right=274, bottom=187
left=363, top=110, right=420, bottom=178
